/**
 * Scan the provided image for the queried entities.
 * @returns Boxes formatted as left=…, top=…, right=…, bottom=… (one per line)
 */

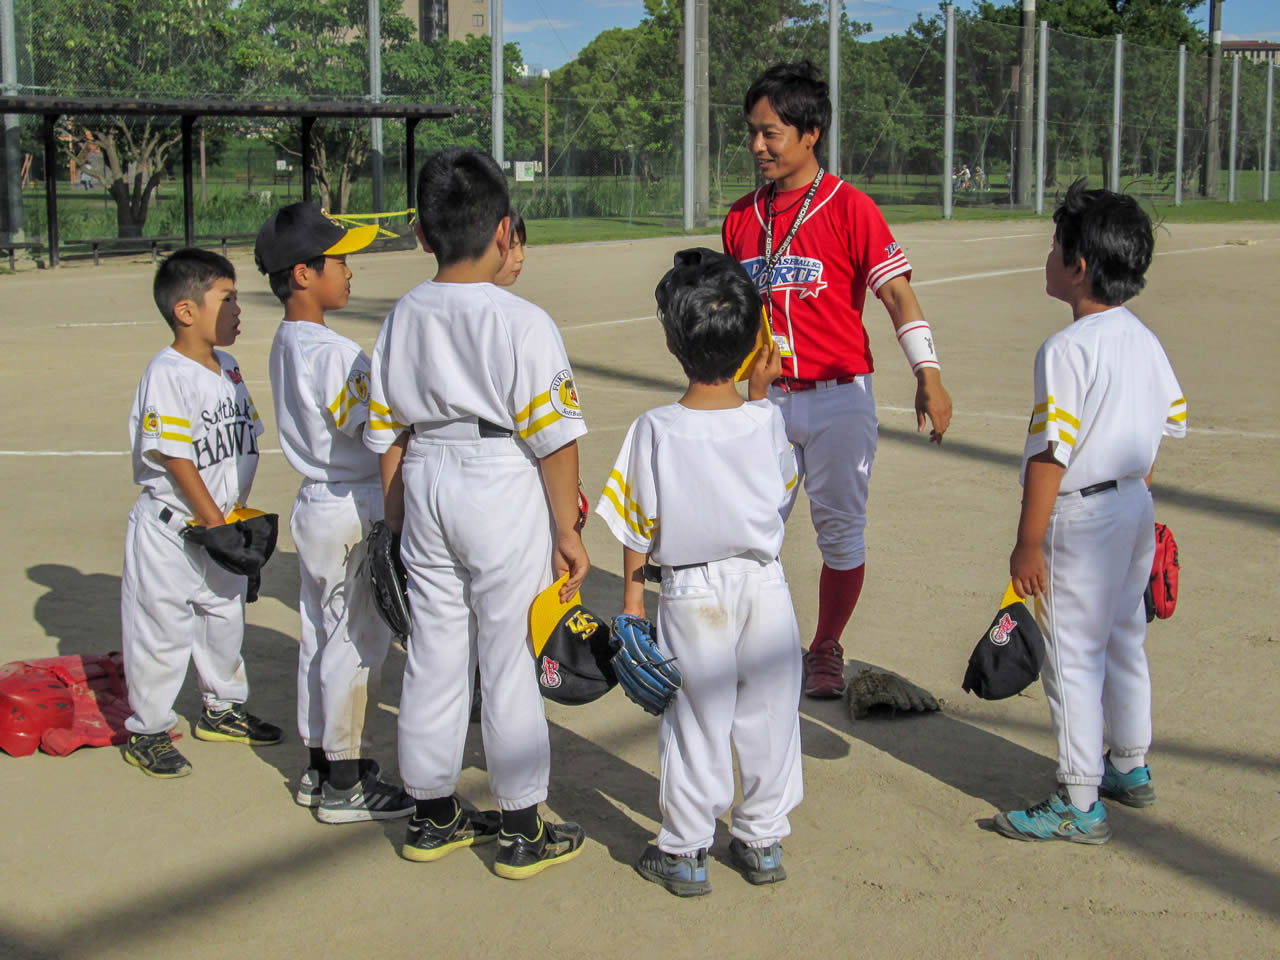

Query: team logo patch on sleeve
left=550, top=370, right=583, bottom=419
left=348, top=370, right=371, bottom=404
left=226, top=366, right=243, bottom=385
left=142, top=407, right=160, bottom=438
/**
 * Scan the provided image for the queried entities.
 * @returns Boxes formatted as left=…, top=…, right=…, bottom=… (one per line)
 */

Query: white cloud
left=588, top=0, right=642, bottom=7
left=1222, top=31, right=1280, bottom=42
left=505, top=18, right=578, bottom=34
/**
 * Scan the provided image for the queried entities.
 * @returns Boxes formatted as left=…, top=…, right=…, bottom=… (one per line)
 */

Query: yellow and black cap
left=962, top=582, right=1046, bottom=700
left=254, top=202, right=378, bottom=274
left=529, top=574, right=617, bottom=706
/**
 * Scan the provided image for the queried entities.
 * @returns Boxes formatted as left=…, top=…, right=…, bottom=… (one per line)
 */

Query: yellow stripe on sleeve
left=1169, top=411, right=1187, bottom=423
left=1058, top=431, right=1076, bottom=447
left=369, top=399, right=393, bottom=417
left=159, top=431, right=190, bottom=443
left=785, top=474, right=798, bottom=492
left=369, top=417, right=406, bottom=432
left=159, top=415, right=190, bottom=427
left=514, top=391, right=552, bottom=426
left=519, top=409, right=563, bottom=440
left=327, top=387, right=350, bottom=416
left=1055, top=409, right=1080, bottom=429
left=600, top=486, right=653, bottom=540
left=1032, top=396, right=1054, bottom=415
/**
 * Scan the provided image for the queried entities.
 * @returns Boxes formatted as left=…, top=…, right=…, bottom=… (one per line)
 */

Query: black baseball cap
left=530, top=576, right=617, bottom=706
left=962, top=586, right=1046, bottom=700
left=254, top=202, right=377, bottom=274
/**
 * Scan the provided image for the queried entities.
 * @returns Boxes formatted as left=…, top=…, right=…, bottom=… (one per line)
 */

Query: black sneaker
left=401, top=803, right=502, bottom=862
left=494, top=819, right=585, bottom=880
left=193, top=706, right=283, bottom=746
left=124, top=732, right=193, bottom=779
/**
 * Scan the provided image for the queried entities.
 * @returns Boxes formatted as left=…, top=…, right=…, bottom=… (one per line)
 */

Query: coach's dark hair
left=743, top=61, right=830, bottom=147
left=656, top=248, right=763, bottom=383
left=416, top=148, right=510, bottom=266
left=1053, top=179, right=1154, bottom=305
left=153, top=248, right=236, bottom=329
left=509, top=206, right=526, bottom=245
left=258, top=255, right=326, bottom=303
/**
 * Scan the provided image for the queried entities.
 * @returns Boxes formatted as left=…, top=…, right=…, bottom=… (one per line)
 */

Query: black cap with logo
left=962, top=587, right=1047, bottom=700
left=254, top=202, right=377, bottom=275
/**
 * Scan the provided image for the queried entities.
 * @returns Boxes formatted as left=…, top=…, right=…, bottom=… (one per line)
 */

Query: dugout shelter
left=0, top=95, right=480, bottom=268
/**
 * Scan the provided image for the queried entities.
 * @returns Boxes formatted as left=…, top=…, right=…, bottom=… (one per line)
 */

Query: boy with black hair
left=366, top=148, right=589, bottom=877
left=993, top=180, right=1186, bottom=844
left=494, top=206, right=526, bottom=287
left=256, top=202, right=415, bottom=823
left=121, top=248, right=282, bottom=778
left=722, top=61, right=953, bottom=699
left=598, top=248, right=802, bottom=898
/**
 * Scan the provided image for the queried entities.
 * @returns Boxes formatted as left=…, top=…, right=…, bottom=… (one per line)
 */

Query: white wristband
left=896, top=321, right=940, bottom=374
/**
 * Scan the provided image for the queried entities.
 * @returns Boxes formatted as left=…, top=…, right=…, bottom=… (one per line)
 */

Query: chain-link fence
left=3, top=0, right=1279, bottom=250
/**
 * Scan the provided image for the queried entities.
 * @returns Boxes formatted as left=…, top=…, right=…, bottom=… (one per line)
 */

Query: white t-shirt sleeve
left=316, top=341, right=373, bottom=440
left=596, top=416, right=658, bottom=555
left=135, top=365, right=194, bottom=465
left=365, top=316, right=408, bottom=454
left=1024, top=338, right=1085, bottom=469
left=510, top=316, right=587, bottom=459
left=767, top=402, right=799, bottom=507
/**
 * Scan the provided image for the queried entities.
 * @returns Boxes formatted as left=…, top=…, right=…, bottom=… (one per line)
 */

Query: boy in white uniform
left=994, top=181, right=1186, bottom=844
left=366, top=148, right=590, bottom=877
left=257, top=202, right=415, bottom=823
left=598, top=248, right=802, bottom=897
left=121, top=249, right=283, bottom=778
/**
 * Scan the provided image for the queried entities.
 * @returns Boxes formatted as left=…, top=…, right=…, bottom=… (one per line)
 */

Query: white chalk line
left=0, top=447, right=286, bottom=457
left=55, top=320, right=152, bottom=328
left=561, top=315, right=653, bottom=332
left=962, top=232, right=1044, bottom=243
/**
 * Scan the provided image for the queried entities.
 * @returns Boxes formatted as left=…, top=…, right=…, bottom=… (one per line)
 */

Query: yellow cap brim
left=1001, top=580, right=1023, bottom=607
left=325, top=223, right=379, bottom=257
left=226, top=506, right=267, bottom=523
left=529, top=572, right=583, bottom=657
left=734, top=306, right=774, bottom=382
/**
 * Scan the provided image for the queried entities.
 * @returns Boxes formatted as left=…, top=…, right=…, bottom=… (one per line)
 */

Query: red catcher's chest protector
left=0, top=652, right=133, bottom=757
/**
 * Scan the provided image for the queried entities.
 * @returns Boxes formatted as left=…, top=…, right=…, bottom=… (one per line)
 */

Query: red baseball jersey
left=722, top=176, right=911, bottom=381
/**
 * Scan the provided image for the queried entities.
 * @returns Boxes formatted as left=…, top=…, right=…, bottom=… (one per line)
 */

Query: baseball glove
left=367, top=520, right=412, bottom=643
left=846, top=667, right=940, bottom=720
left=181, top=511, right=278, bottom=603
left=609, top=614, right=681, bottom=716
left=1144, top=522, right=1179, bottom=622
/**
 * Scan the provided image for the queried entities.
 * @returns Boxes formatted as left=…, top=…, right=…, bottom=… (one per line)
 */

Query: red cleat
left=802, top=645, right=847, bottom=698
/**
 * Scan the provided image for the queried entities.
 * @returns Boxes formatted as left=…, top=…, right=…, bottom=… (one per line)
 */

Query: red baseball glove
left=1144, top=522, right=1179, bottom=622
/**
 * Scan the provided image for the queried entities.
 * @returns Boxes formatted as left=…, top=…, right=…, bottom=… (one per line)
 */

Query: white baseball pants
left=120, top=495, right=249, bottom=735
left=655, top=555, right=803, bottom=854
left=771, top=376, right=878, bottom=571
left=291, top=479, right=390, bottom=761
left=397, top=422, right=555, bottom=808
left=1035, top=477, right=1156, bottom=785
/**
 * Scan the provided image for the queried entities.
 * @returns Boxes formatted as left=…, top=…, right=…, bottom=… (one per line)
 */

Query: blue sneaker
left=1100, top=753, right=1157, bottom=808
left=993, top=786, right=1112, bottom=844
left=728, top=837, right=786, bottom=884
left=635, top=845, right=711, bottom=897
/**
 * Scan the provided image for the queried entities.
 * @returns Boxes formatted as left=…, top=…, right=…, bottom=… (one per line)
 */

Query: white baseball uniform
left=598, top=400, right=803, bottom=854
left=121, top=346, right=264, bottom=735
left=1022, top=306, right=1186, bottom=789
left=269, top=319, right=390, bottom=761
left=366, top=280, right=587, bottom=807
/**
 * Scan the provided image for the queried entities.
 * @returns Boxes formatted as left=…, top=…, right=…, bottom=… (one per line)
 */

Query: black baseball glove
left=181, top=512, right=278, bottom=603
left=366, top=520, right=412, bottom=643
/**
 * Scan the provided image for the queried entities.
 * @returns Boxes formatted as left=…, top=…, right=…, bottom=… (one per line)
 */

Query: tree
left=971, top=0, right=1205, bottom=49
left=29, top=0, right=240, bottom=236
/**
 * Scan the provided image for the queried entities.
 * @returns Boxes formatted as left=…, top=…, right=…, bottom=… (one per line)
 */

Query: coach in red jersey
left=722, top=61, right=952, bottom=698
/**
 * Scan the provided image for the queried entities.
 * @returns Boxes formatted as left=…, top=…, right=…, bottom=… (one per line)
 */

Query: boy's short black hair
left=153, top=248, right=236, bottom=329
left=743, top=61, right=830, bottom=147
left=264, top=256, right=325, bottom=303
left=509, top=206, right=526, bottom=245
left=656, top=248, right=763, bottom=384
left=1053, top=179, right=1154, bottom=305
left=416, top=148, right=510, bottom=267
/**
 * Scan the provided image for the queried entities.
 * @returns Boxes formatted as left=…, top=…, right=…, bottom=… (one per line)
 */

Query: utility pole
left=694, top=0, right=708, bottom=224
left=1, top=0, right=23, bottom=241
left=542, top=69, right=550, bottom=190
left=828, top=0, right=840, bottom=176
left=682, top=0, right=694, bottom=231
left=491, top=0, right=504, bottom=170
left=368, top=0, right=384, bottom=212
left=1203, top=0, right=1222, bottom=198
left=1016, top=0, right=1035, bottom=206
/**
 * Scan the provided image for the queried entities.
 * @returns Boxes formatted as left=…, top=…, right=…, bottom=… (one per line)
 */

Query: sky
left=501, top=0, right=1280, bottom=72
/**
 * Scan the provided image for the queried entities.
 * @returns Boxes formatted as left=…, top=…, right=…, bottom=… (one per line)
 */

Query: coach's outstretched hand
left=915, top=368, right=952, bottom=444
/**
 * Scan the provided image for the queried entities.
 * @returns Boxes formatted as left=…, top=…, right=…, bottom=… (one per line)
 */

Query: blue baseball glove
left=609, top=614, right=681, bottom=716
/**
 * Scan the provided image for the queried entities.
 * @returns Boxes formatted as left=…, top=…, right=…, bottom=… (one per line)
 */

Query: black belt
left=642, top=561, right=702, bottom=583
left=478, top=418, right=513, bottom=438
left=1069, top=480, right=1118, bottom=498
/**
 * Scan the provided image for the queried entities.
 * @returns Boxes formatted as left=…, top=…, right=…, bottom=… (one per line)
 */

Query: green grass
left=524, top=217, right=709, bottom=244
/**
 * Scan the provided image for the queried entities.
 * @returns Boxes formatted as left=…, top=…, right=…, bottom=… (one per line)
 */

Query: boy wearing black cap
left=597, top=248, right=802, bottom=897
left=257, top=202, right=414, bottom=823
left=994, top=181, right=1186, bottom=844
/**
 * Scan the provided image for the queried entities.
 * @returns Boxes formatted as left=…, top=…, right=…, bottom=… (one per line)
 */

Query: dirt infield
left=1, top=220, right=1277, bottom=959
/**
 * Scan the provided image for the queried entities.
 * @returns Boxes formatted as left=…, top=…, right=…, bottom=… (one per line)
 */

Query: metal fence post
left=1229, top=53, right=1239, bottom=202
left=1111, top=34, right=1122, bottom=192
left=943, top=4, right=955, bottom=219
left=1035, top=19, right=1047, bottom=214
left=828, top=0, right=839, bottom=177
left=491, top=0, right=504, bottom=171
left=1, top=0, right=22, bottom=240
left=369, top=0, right=384, bottom=212
left=682, top=0, right=694, bottom=231
left=1266, top=62, right=1274, bottom=202
left=1176, top=44, right=1185, bottom=206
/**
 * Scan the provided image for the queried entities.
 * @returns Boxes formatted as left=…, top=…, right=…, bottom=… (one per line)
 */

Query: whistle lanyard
left=761, top=168, right=825, bottom=323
